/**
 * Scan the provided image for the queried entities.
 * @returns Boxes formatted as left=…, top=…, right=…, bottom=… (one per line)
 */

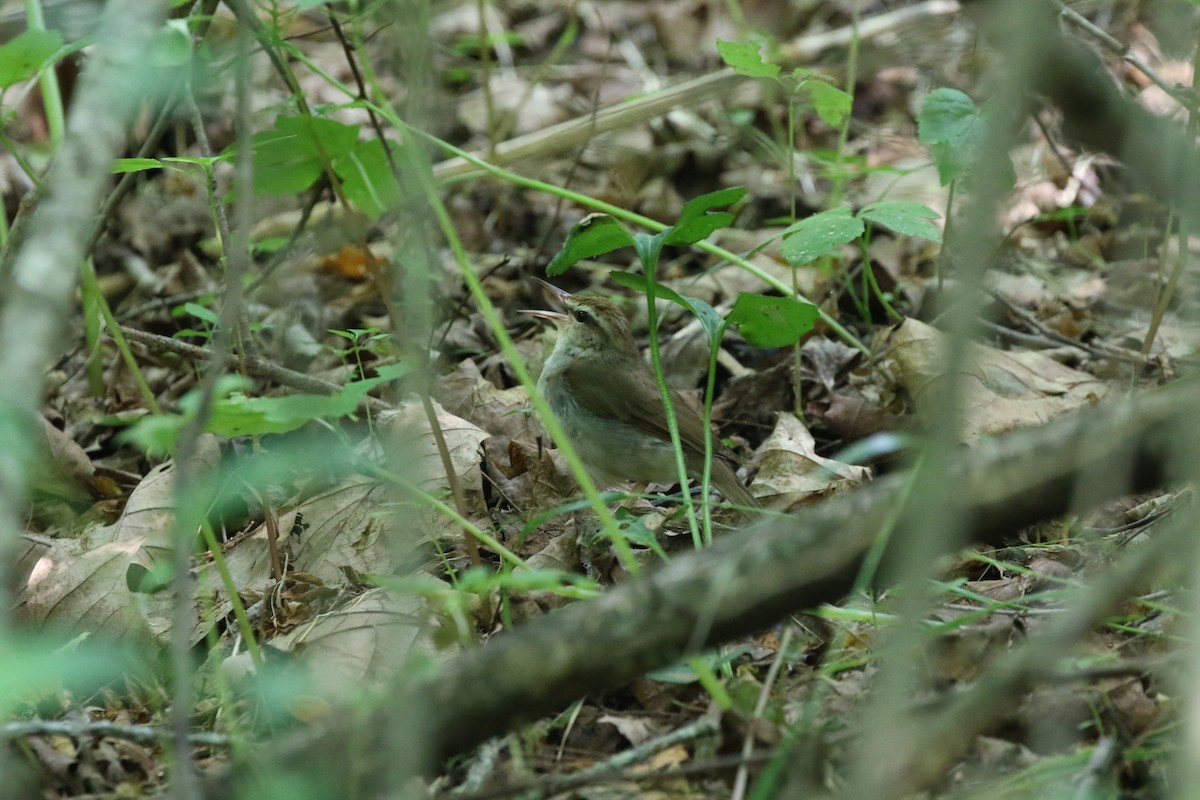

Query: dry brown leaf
left=639, top=744, right=690, bottom=772
left=252, top=588, right=436, bottom=708
left=457, top=75, right=573, bottom=137
left=318, top=244, right=375, bottom=281
left=284, top=475, right=397, bottom=583
left=37, top=416, right=99, bottom=499
left=381, top=400, right=491, bottom=554
left=15, top=438, right=221, bottom=642
left=437, top=358, right=537, bottom=443
left=886, top=318, right=1109, bottom=440
left=752, top=412, right=870, bottom=510
left=926, top=617, right=1019, bottom=684
left=598, top=714, right=660, bottom=747
left=1101, top=678, right=1162, bottom=736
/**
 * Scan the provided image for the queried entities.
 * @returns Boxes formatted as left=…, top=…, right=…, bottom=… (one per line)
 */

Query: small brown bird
left=524, top=280, right=760, bottom=512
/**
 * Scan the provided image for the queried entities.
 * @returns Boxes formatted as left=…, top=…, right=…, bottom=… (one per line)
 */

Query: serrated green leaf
left=546, top=214, right=635, bottom=276
left=859, top=201, right=943, bottom=243
left=918, top=88, right=982, bottom=185
left=780, top=206, right=864, bottom=265
left=727, top=294, right=819, bottom=347
left=663, top=186, right=745, bottom=246
left=334, top=138, right=400, bottom=219
left=806, top=80, right=852, bottom=127
left=0, top=29, right=62, bottom=88
left=917, top=88, right=978, bottom=146
left=716, top=40, right=780, bottom=79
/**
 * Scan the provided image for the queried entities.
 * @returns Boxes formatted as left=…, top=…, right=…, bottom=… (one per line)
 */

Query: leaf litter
left=5, top=1, right=1196, bottom=797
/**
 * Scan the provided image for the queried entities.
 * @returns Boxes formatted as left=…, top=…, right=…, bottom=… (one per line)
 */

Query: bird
left=523, top=279, right=760, bottom=514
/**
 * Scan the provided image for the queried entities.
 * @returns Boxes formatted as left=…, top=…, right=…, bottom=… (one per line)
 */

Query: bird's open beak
left=519, top=278, right=570, bottom=323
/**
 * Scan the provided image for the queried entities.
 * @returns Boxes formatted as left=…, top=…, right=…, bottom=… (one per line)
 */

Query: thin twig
left=1, top=719, right=231, bottom=748
left=118, top=325, right=382, bottom=409
left=445, top=716, right=729, bottom=800
left=1056, top=1, right=1198, bottom=114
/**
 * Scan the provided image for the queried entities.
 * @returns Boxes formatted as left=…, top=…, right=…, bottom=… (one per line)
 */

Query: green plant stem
left=859, top=233, right=903, bottom=323
left=80, top=259, right=162, bottom=414
left=786, top=99, right=806, bottom=419
left=366, top=463, right=528, bottom=570
left=25, top=0, right=65, bottom=149
left=80, top=266, right=105, bottom=396
left=639, top=250, right=703, bottom=548
left=282, top=46, right=868, bottom=356
left=937, top=179, right=957, bottom=291
left=689, top=654, right=732, bottom=710
left=229, top=0, right=354, bottom=213
left=199, top=519, right=262, bottom=666
left=700, top=334, right=722, bottom=543
left=474, top=0, right=498, bottom=155
left=853, top=450, right=923, bottom=594
left=828, top=0, right=860, bottom=207
left=0, top=129, right=44, bottom=193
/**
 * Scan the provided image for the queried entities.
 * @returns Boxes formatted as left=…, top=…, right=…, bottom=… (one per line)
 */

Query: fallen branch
left=204, top=375, right=1197, bottom=797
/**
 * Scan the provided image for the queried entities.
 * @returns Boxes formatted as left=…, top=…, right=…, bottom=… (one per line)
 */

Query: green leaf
left=546, top=214, right=635, bottom=276
left=0, top=635, right=135, bottom=710
left=610, top=274, right=726, bottom=349
left=686, top=296, right=727, bottom=351
left=727, top=294, right=819, bottom=347
left=119, top=366, right=410, bottom=454
left=112, top=158, right=165, bottom=174
left=197, top=369, right=403, bottom=437
left=917, top=88, right=978, bottom=145
left=116, top=413, right=185, bottom=458
left=806, top=80, right=853, bottom=128
left=609, top=272, right=688, bottom=308
left=631, top=231, right=665, bottom=269
left=663, top=186, right=745, bottom=246
left=126, top=562, right=173, bottom=594
left=716, top=40, right=780, bottom=79
left=150, top=19, right=192, bottom=67
left=917, top=88, right=982, bottom=185
left=646, top=646, right=757, bottom=684
left=859, top=201, right=943, bottom=243
left=249, top=116, right=361, bottom=196
left=0, top=29, right=62, bottom=88
left=334, top=138, right=400, bottom=220
left=455, top=565, right=596, bottom=595
left=177, top=302, right=219, bottom=325
left=162, top=155, right=225, bottom=169
left=780, top=206, right=864, bottom=265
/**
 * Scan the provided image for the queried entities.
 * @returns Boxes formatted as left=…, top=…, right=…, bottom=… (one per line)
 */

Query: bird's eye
left=573, top=309, right=591, bottom=324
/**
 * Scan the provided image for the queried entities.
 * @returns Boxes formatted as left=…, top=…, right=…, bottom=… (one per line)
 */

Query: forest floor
left=6, top=1, right=1198, bottom=798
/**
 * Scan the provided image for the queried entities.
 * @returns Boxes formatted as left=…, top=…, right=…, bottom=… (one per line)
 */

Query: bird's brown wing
left=561, top=360, right=739, bottom=464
